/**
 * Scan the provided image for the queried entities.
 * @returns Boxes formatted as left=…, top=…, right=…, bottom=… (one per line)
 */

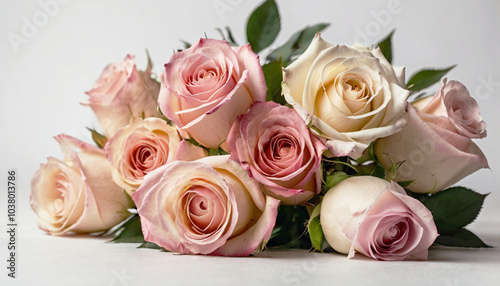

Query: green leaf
left=145, top=49, right=153, bottom=72
left=109, top=215, right=145, bottom=243
left=406, top=65, right=456, bottom=92
left=307, top=202, right=328, bottom=252
left=87, top=127, right=107, bottom=149
left=267, top=23, right=329, bottom=66
left=323, top=171, right=349, bottom=191
left=377, top=29, right=395, bottom=64
left=422, top=187, right=487, bottom=235
left=246, top=0, right=280, bottom=54
left=308, top=216, right=325, bottom=251
left=180, top=40, right=191, bottom=49
left=266, top=33, right=300, bottom=64
left=370, top=163, right=386, bottom=179
left=138, top=242, right=163, bottom=250
left=267, top=205, right=311, bottom=249
left=208, top=146, right=229, bottom=156
left=262, top=58, right=285, bottom=104
left=225, top=26, right=238, bottom=46
left=434, top=228, right=492, bottom=248
left=398, top=180, right=413, bottom=188
left=293, top=23, right=329, bottom=56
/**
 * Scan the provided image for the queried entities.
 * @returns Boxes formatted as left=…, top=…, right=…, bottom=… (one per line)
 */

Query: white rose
left=283, top=34, right=409, bottom=159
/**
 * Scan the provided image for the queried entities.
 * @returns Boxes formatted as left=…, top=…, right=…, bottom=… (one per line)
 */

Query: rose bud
left=375, top=79, right=488, bottom=193
left=83, top=55, right=161, bottom=138
left=320, top=176, right=438, bottom=261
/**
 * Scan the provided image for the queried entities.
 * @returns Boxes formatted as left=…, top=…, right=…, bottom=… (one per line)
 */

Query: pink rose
left=320, top=176, right=438, bottom=261
left=412, top=79, right=486, bottom=139
left=375, top=79, right=488, bottom=193
left=158, top=38, right=267, bottom=149
left=132, top=155, right=279, bottom=256
left=227, top=101, right=326, bottom=205
left=104, top=117, right=206, bottom=196
left=83, top=55, right=161, bottom=138
left=30, top=134, right=133, bottom=235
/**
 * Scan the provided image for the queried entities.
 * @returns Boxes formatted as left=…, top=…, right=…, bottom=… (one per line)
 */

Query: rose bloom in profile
left=227, top=101, right=326, bottom=205
left=320, top=176, right=438, bottom=261
left=31, top=135, right=133, bottom=235
left=132, top=155, right=279, bottom=256
left=282, top=34, right=408, bottom=159
left=375, top=79, right=488, bottom=193
left=104, top=117, right=206, bottom=196
left=83, top=55, right=161, bottom=138
left=159, top=38, right=266, bottom=150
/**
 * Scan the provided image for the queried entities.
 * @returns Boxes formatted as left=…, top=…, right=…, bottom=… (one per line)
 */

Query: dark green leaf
left=422, top=187, right=487, bottom=234
left=370, top=163, right=386, bottom=179
left=406, top=190, right=431, bottom=201
left=87, top=127, right=107, bottom=149
left=398, top=180, right=414, bottom=188
left=434, top=228, right=492, bottom=248
left=138, top=242, right=163, bottom=250
left=267, top=23, right=329, bottom=66
left=180, top=40, right=191, bottom=49
left=266, top=32, right=300, bottom=64
left=407, top=65, right=456, bottom=92
left=293, top=23, right=329, bottom=56
left=110, top=215, right=145, bottom=243
left=246, top=0, right=280, bottom=54
left=267, top=205, right=311, bottom=249
left=262, top=58, right=285, bottom=104
left=324, top=172, right=350, bottom=190
left=376, top=30, right=395, bottom=64
left=225, top=26, right=238, bottom=46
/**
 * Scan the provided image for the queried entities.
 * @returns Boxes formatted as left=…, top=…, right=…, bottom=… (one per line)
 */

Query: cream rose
left=320, top=176, right=438, bottom=261
left=282, top=34, right=408, bottom=159
left=227, top=101, right=326, bottom=205
left=30, top=134, right=133, bottom=235
left=83, top=55, right=161, bottom=138
left=104, top=117, right=205, bottom=196
left=132, top=155, right=279, bottom=256
left=158, top=38, right=266, bottom=149
left=375, top=79, right=488, bottom=193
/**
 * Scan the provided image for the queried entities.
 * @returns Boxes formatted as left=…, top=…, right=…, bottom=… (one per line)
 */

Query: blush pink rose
left=83, top=55, right=161, bottom=138
left=158, top=38, right=267, bottom=149
left=104, top=117, right=206, bottom=196
left=132, top=155, right=279, bottom=256
left=320, top=176, right=438, bottom=261
left=30, top=134, right=133, bottom=235
left=227, top=101, right=326, bottom=205
left=375, top=79, right=488, bottom=193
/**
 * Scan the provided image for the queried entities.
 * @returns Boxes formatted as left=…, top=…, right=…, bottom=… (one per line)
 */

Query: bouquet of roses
left=31, top=0, right=491, bottom=261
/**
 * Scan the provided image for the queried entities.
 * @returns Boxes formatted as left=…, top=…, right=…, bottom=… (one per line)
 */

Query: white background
left=0, top=0, right=499, bottom=285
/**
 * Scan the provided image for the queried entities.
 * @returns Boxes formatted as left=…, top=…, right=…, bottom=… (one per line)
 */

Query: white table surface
left=1, top=218, right=499, bottom=286
left=1, top=1, right=499, bottom=285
